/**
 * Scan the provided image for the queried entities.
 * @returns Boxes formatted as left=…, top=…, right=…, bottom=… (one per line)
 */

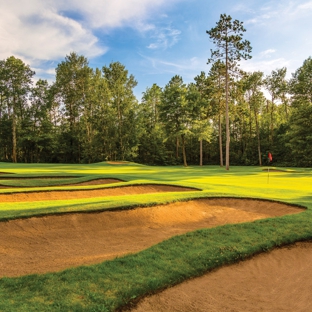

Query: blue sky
left=1, top=0, right=312, bottom=100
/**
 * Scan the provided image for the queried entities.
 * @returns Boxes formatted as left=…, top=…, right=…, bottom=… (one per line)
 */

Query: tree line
left=0, top=17, right=311, bottom=167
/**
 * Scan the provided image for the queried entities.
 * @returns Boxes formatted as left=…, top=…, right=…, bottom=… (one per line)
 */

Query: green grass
left=0, top=162, right=312, bottom=311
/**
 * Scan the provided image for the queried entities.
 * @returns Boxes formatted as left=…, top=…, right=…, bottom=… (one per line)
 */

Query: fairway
left=0, top=162, right=312, bottom=311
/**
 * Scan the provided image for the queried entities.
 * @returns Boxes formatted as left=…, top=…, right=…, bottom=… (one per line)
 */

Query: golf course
left=0, top=161, right=312, bottom=311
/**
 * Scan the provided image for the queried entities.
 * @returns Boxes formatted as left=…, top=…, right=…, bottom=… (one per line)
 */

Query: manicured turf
left=0, top=162, right=311, bottom=311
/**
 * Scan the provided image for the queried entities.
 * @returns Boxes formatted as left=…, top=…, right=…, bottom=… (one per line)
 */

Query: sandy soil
left=128, top=241, right=312, bottom=312
left=0, top=198, right=303, bottom=277
left=0, top=184, right=195, bottom=202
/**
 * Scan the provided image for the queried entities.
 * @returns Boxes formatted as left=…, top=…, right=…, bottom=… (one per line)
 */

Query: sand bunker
left=0, top=198, right=303, bottom=277
left=0, top=184, right=195, bottom=202
left=128, top=240, right=312, bottom=312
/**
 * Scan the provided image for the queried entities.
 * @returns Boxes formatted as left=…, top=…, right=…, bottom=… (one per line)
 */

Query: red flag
left=268, top=152, right=273, bottom=162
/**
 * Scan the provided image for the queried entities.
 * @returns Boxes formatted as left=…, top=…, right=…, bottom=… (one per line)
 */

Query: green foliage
left=54, top=52, right=93, bottom=163
left=206, top=13, right=252, bottom=66
left=0, top=56, right=35, bottom=162
left=287, top=104, right=312, bottom=166
left=102, top=62, right=139, bottom=161
left=290, top=57, right=312, bottom=105
left=160, top=75, right=190, bottom=165
left=0, top=50, right=312, bottom=167
left=137, top=84, right=169, bottom=165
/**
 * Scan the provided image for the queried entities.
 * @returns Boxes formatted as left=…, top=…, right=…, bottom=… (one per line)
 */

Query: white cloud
left=147, top=43, right=158, bottom=50
left=55, top=0, right=182, bottom=32
left=245, top=12, right=274, bottom=25
left=259, top=49, right=276, bottom=58
left=245, top=0, right=312, bottom=27
left=238, top=0, right=312, bottom=77
left=240, top=57, right=291, bottom=77
left=62, top=0, right=166, bottom=29
left=32, top=64, right=56, bottom=76
left=0, top=0, right=183, bottom=72
left=140, top=54, right=206, bottom=82
left=298, top=1, right=312, bottom=9
left=232, top=3, right=255, bottom=14
left=147, top=26, right=181, bottom=50
left=0, top=1, right=106, bottom=64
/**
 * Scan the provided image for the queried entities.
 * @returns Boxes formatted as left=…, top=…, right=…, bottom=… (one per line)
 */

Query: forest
left=0, top=51, right=311, bottom=167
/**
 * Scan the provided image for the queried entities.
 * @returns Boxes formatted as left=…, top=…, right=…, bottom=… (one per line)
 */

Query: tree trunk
left=225, top=43, right=230, bottom=170
left=219, top=113, right=223, bottom=167
left=254, top=109, right=262, bottom=166
left=199, top=139, right=203, bottom=166
left=270, top=99, right=274, bottom=146
left=12, top=99, right=17, bottom=163
left=181, top=135, right=187, bottom=167
left=116, top=96, right=123, bottom=160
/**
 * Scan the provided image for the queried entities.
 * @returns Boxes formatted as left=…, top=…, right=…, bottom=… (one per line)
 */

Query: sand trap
left=0, top=198, right=303, bottom=277
left=0, top=178, right=123, bottom=189
left=0, top=184, right=195, bottom=202
left=128, top=241, right=312, bottom=312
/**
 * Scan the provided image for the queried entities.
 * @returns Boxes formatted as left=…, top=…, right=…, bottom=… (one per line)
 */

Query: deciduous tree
left=160, top=75, right=190, bottom=166
left=0, top=56, right=35, bottom=162
left=55, top=52, right=92, bottom=162
left=102, top=62, right=139, bottom=160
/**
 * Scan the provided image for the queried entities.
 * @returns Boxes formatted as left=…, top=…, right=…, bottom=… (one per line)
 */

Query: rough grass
left=0, top=162, right=312, bottom=311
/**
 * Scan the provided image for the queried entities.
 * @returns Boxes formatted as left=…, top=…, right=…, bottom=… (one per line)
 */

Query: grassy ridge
left=0, top=162, right=312, bottom=311
left=0, top=212, right=311, bottom=312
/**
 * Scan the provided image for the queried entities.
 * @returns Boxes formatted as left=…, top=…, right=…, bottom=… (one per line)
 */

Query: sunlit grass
left=0, top=162, right=312, bottom=311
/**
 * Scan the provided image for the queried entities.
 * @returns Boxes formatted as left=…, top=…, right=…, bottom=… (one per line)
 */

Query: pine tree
left=207, top=14, right=252, bottom=170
